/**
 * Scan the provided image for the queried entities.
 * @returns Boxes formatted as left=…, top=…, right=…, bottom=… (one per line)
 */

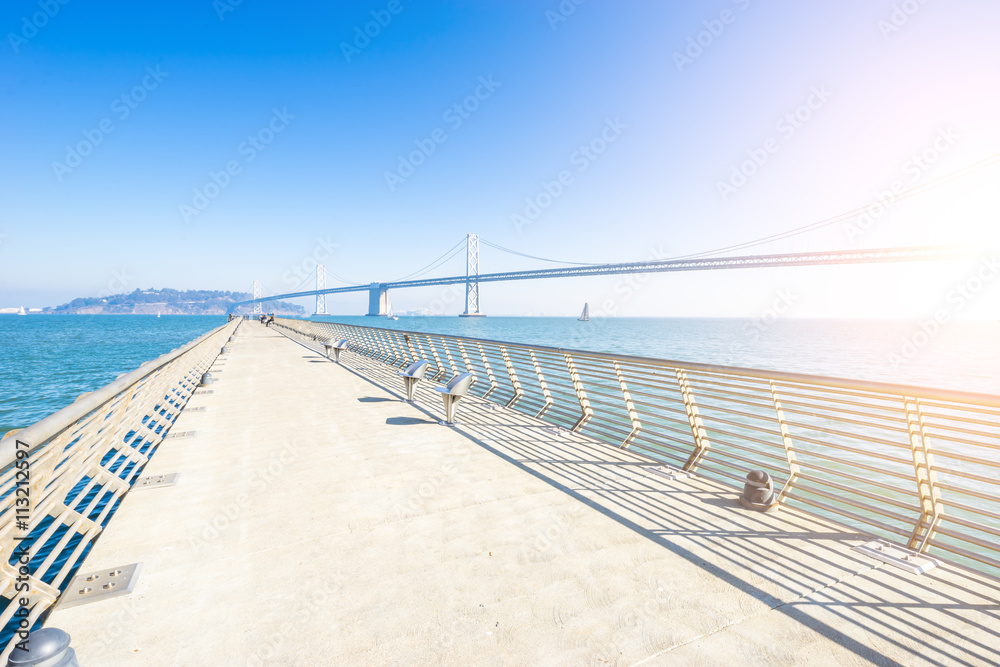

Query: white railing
left=275, top=317, right=1000, bottom=581
left=0, top=319, right=239, bottom=660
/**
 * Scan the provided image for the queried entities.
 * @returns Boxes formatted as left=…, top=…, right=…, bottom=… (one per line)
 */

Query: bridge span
left=235, top=237, right=968, bottom=316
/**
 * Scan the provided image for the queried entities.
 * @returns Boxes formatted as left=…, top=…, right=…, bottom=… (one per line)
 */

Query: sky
left=1, top=0, right=999, bottom=318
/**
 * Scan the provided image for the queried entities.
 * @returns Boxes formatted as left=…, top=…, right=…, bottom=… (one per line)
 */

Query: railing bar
left=789, top=434, right=914, bottom=465
left=783, top=492, right=915, bottom=537
left=781, top=419, right=911, bottom=450
left=786, top=447, right=917, bottom=482
left=794, top=473, right=920, bottom=513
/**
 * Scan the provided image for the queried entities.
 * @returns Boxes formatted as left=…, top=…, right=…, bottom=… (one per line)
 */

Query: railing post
left=374, top=330, right=391, bottom=361
left=530, top=351, right=554, bottom=418
left=564, top=353, right=593, bottom=432
left=456, top=340, right=474, bottom=374
left=676, top=369, right=711, bottom=471
left=477, top=344, right=499, bottom=399
left=440, top=339, right=460, bottom=377
left=904, top=396, right=943, bottom=552
left=614, top=362, right=641, bottom=448
left=404, top=334, right=418, bottom=363
left=384, top=331, right=399, bottom=364
left=770, top=380, right=799, bottom=505
left=425, top=337, right=447, bottom=380
left=369, top=329, right=385, bottom=360
left=367, top=328, right=384, bottom=358
left=391, top=332, right=410, bottom=367
left=500, top=346, right=524, bottom=408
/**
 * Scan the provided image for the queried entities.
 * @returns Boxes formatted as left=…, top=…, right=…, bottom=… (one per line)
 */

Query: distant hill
left=44, top=288, right=306, bottom=316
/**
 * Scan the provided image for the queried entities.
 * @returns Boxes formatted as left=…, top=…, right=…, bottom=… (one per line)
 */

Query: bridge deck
left=49, top=323, right=1000, bottom=665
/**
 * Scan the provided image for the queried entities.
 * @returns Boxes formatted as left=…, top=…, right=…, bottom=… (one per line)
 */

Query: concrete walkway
left=49, top=322, right=1000, bottom=665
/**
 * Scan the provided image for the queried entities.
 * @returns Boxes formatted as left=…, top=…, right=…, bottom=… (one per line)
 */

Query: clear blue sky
left=2, top=0, right=998, bottom=317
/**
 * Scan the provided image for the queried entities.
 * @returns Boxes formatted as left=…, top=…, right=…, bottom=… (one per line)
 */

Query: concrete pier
left=48, top=323, right=1000, bottom=665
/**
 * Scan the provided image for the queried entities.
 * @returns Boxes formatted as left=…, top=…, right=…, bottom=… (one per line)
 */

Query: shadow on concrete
left=386, top=416, right=437, bottom=426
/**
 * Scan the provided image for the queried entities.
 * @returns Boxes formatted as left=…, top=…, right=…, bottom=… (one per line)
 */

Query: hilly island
left=38, top=288, right=305, bottom=316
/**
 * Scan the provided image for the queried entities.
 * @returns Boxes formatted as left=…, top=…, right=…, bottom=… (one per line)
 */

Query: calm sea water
left=0, top=315, right=222, bottom=437
left=1, top=314, right=998, bottom=436
left=313, top=315, right=1000, bottom=394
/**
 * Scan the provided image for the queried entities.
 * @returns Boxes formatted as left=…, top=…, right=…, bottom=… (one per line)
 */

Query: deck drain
left=854, top=540, right=941, bottom=575
left=57, top=563, right=142, bottom=610
left=196, top=389, right=215, bottom=395
left=186, top=406, right=207, bottom=412
left=647, top=465, right=692, bottom=481
left=166, top=430, right=196, bottom=439
left=134, top=472, right=179, bottom=490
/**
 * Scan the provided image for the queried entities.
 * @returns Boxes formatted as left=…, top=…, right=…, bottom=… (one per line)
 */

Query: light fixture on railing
left=739, top=470, right=778, bottom=512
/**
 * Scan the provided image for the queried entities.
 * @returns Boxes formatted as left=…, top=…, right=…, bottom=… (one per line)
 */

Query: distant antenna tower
left=252, top=280, right=262, bottom=315
left=315, top=265, right=328, bottom=315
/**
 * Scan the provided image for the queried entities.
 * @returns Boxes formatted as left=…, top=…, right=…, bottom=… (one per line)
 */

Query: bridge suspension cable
left=479, top=239, right=600, bottom=266
left=675, top=153, right=1000, bottom=260
left=391, top=237, right=467, bottom=282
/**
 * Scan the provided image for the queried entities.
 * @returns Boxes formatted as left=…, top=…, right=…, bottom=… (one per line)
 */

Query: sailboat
left=17, top=306, right=26, bottom=316
left=387, top=299, right=399, bottom=320
left=578, top=303, right=589, bottom=321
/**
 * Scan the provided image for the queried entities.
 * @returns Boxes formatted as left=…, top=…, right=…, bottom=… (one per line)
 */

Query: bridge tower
left=252, top=280, right=262, bottom=315
left=366, top=282, right=388, bottom=316
left=460, top=233, right=484, bottom=317
left=315, top=265, right=328, bottom=315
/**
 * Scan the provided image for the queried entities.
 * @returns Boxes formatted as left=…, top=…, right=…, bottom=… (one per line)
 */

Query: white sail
left=578, top=303, right=589, bottom=321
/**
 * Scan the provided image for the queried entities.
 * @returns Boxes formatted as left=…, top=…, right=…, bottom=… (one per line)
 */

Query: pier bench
left=324, top=338, right=350, bottom=362
left=434, top=372, right=475, bottom=425
left=397, top=360, right=430, bottom=401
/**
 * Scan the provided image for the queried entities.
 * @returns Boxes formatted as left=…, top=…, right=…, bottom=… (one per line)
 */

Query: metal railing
left=0, top=319, right=239, bottom=660
left=275, top=317, right=1000, bottom=580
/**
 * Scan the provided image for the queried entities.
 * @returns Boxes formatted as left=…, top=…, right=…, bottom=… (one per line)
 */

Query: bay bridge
left=234, top=234, right=968, bottom=317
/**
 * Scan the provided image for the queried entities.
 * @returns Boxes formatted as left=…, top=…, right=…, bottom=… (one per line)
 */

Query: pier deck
left=48, top=323, right=1000, bottom=665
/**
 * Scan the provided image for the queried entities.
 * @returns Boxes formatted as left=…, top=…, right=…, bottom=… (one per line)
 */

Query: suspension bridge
left=234, top=237, right=968, bottom=317
left=230, top=154, right=998, bottom=316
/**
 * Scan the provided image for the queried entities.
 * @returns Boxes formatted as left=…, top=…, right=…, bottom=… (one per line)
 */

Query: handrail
left=276, top=319, right=1000, bottom=408
left=0, top=318, right=240, bottom=661
left=275, top=316, right=1000, bottom=581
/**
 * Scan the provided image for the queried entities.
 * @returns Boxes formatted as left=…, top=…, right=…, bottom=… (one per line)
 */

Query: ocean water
left=313, top=315, right=1000, bottom=395
left=0, top=315, right=223, bottom=437
left=1, top=314, right=998, bottom=437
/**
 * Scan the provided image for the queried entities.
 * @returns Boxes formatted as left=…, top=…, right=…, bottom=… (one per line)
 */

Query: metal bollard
left=221, top=346, right=230, bottom=354
left=199, top=372, right=214, bottom=387
left=6, top=627, right=79, bottom=667
left=739, top=470, right=777, bottom=512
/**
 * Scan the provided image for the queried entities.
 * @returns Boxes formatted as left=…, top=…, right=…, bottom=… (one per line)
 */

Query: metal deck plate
left=134, top=472, right=179, bottom=490
left=647, top=465, right=692, bottom=481
left=56, top=563, right=142, bottom=610
left=854, top=539, right=942, bottom=574
left=186, top=406, right=207, bottom=412
left=166, top=430, right=196, bottom=439
left=196, top=389, right=215, bottom=395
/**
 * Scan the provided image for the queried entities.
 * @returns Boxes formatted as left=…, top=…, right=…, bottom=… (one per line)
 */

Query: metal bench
left=433, top=372, right=475, bottom=425
left=324, top=338, right=349, bottom=362
left=397, top=360, right=430, bottom=402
